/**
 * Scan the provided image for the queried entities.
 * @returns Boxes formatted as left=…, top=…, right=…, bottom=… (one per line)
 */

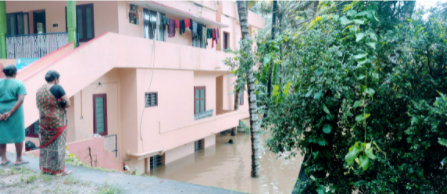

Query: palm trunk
left=231, top=90, right=240, bottom=136
left=237, top=1, right=260, bottom=178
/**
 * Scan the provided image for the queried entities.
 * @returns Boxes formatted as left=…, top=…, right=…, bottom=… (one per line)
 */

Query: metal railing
left=6, top=32, right=70, bottom=59
left=104, top=134, right=118, bottom=158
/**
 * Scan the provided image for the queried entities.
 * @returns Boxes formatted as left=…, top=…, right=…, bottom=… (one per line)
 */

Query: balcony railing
left=5, top=32, right=73, bottom=59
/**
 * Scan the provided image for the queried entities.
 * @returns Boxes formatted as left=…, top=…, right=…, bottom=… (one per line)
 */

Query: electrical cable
left=139, top=8, right=157, bottom=152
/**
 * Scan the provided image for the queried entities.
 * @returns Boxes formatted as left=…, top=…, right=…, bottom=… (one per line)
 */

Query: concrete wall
left=164, top=142, right=195, bottom=164
left=26, top=137, right=123, bottom=172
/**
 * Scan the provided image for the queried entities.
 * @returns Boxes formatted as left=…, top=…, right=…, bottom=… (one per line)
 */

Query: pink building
left=0, top=1, right=265, bottom=173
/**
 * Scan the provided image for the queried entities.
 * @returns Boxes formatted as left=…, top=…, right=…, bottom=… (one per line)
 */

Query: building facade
left=0, top=1, right=265, bottom=173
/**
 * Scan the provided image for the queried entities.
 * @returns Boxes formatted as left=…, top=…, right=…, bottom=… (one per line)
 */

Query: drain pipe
left=126, top=149, right=163, bottom=161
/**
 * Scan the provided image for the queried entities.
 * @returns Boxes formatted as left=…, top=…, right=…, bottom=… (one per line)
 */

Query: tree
left=258, top=1, right=447, bottom=193
left=236, top=1, right=261, bottom=178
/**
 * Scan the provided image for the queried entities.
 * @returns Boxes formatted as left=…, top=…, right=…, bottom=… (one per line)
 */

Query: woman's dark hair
left=45, top=70, right=60, bottom=82
left=3, top=65, right=17, bottom=77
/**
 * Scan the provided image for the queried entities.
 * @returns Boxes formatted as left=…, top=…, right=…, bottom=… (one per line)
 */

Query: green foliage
left=252, top=1, right=447, bottom=193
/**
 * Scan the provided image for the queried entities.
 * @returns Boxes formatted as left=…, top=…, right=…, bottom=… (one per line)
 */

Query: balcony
left=5, top=32, right=77, bottom=59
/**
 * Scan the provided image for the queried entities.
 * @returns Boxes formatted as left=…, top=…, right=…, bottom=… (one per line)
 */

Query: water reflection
left=151, top=132, right=304, bottom=194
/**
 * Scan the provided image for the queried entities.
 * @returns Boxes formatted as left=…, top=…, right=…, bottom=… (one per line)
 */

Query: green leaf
left=318, top=137, right=327, bottom=146
left=323, top=150, right=331, bottom=159
left=326, top=114, right=334, bottom=121
left=340, top=16, right=352, bottom=25
left=366, top=42, right=376, bottom=50
left=272, top=62, right=279, bottom=84
left=357, top=59, right=368, bottom=65
left=357, top=11, right=369, bottom=17
left=359, top=154, right=370, bottom=171
left=345, top=145, right=362, bottom=165
left=314, top=91, right=323, bottom=100
left=305, top=89, right=313, bottom=97
left=323, top=124, right=332, bottom=134
left=369, top=32, right=378, bottom=41
left=263, top=54, right=272, bottom=65
left=283, top=81, right=291, bottom=97
left=355, top=113, right=371, bottom=122
left=347, top=10, right=357, bottom=17
left=322, top=103, right=330, bottom=114
left=315, top=69, right=324, bottom=76
left=353, top=54, right=367, bottom=60
left=356, top=33, right=365, bottom=42
left=365, top=148, right=376, bottom=160
left=358, top=74, right=366, bottom=80
left=316, top=185, right=326, bottom=194
left=272, top=85, right=280, bottom=102
left=312, top=151, right=319, bottom=159
left=353, top=100, right=362, bottom=108
left=332, top=14, right=340, bottom=21
left=366, top=88, right=375, bottom=97
left=353, top=19, right=364, bottom=24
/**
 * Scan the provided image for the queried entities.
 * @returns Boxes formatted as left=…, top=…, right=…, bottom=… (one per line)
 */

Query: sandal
left=1, top=160, right=11, bottom=165
left=14, top=160, right=29, bottom=166
left=55, top=170, right=73, bottom=177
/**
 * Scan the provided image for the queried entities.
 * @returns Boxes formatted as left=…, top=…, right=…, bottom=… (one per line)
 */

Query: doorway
left=33, top=10, right=46, bottom=34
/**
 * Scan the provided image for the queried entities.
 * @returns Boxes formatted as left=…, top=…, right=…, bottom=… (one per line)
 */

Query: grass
left=63, top=175, right=80, bottom=185
left=22, top=174, right=37, bottom=183
left=96, top=181, right=123, bottom=194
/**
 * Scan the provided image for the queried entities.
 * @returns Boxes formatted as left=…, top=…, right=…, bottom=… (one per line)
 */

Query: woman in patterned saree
left=37, top=70, right=72, bottom=176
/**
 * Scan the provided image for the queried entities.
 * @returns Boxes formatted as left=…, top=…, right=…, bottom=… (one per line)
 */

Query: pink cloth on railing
left=0, top=63, right=4, bottom=78
left=215, top=28, right=219, bottom=45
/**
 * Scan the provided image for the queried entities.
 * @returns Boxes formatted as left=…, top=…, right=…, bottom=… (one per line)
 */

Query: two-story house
left=0, top=1, right=265, bottom=173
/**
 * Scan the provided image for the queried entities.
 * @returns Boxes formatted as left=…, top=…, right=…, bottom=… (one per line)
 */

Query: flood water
left=150, top=132, right=304, bottom=194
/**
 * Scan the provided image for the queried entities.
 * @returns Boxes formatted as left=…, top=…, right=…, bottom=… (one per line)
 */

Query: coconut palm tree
left=237, top=0, right=261, bottom=178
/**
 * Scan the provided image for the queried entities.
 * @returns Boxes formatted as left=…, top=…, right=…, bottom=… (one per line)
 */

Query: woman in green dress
left=0, top=65, right=28, bottom=166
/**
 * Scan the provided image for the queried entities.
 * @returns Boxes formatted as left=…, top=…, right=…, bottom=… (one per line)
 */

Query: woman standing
left=37, top=70, right=72, bottom=176
left=0, top=65, right=28, bottom=166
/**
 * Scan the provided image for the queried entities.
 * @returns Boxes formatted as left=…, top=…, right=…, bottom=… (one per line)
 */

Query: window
left=65, top=4, right=95, bottom=42
left=143, top=8, right=165, bottom=41
left=195, top=140, right=203, bottom=151
left=6, top=12, right=30, bottom=35
left=25, top=121, right=39, bottom=138
left=223, top=32, right=229, bottom=50
left=93, top=94, right=108, bottom=136
left=150, top=155, right=162, bottom=169
left=194, top=86, right=206, bottom=114
left=145, top=92, right=158, bottom=107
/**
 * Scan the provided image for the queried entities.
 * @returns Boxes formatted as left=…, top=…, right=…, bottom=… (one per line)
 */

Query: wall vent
left=150, top=155, right=162, bottom=169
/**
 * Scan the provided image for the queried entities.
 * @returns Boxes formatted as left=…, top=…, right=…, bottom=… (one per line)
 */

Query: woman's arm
left=61, top=95, right=71, bottom=108
left=2, top=95, right=25, bottom=120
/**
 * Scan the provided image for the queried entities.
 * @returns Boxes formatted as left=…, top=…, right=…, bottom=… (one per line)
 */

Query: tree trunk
left=231, top=90, right=240, bottom=136
left=237, top=1, right=261, bottom=178
left=267, top=0, right=278, bottom=103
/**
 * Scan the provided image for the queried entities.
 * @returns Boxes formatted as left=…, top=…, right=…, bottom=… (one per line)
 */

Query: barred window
left=145, top=92, right=158, bottom=107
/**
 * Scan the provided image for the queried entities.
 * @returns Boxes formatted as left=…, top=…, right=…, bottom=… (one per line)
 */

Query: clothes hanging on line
left=162, top=16, right=169, bottom=26
left=180, top=20, right=186, bottom=35
left=212, top=29, right=215, bottom=48
left=191, top=19, right=198, bottom=38
left=215, top=28, right=219, bottom=45
left=185, top=19, right=191, bottom=28
left=175, top=19, right=180, bottom=29
left=207, top=28, right=213, bottom=39
left=202, top=26, right=208, bottom=46
left=168, top=18, right=175, bottom=38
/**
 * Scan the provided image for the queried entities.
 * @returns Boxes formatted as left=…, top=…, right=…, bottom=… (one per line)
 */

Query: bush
left=263, top=1, right=447, bottom=193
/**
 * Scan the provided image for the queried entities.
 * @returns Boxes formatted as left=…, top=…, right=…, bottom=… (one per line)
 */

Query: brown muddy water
left=150, top=132, right=304, bottom=194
